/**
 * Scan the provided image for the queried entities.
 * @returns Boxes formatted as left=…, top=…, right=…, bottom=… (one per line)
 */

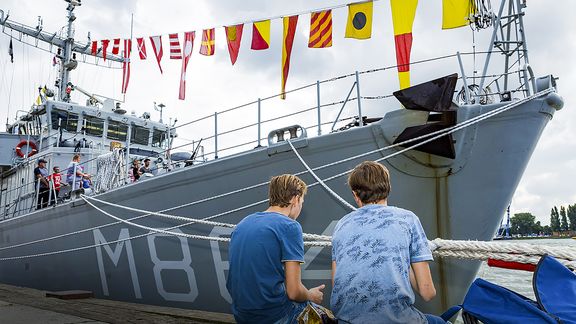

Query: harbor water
left=476, top=238, right=576, bottom=300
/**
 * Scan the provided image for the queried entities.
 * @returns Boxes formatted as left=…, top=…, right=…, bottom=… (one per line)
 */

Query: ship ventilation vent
left=392, top=74, right=458, bottom=159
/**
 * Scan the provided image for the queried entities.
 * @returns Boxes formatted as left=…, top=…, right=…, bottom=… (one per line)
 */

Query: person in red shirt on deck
left=47, top=166, right=62, bottom=205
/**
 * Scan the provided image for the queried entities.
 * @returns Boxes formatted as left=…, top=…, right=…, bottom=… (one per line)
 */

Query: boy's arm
left=285, top=261, right=325, bottom=303
left=331, top=261, right=336, bottom=286
left=410, top=261, right=436, bottom=302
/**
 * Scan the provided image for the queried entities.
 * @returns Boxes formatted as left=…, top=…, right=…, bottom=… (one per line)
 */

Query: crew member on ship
left=33, top=158, right=50, bottom=209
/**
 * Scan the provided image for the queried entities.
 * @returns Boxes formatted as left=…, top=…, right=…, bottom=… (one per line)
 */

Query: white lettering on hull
left=301, top=220, right=338, bottom=280
left=210, top=226, right=233, bottom=303
left=147, top=229, right=199, bottom=303
left=93, top=228, right=142, bottom=298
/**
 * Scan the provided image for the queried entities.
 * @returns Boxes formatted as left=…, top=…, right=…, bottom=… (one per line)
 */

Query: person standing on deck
left=226, top=174, right=325, bottom=324
left=67, top=154, right=89, bottom=190
left=47, top=166, right=62, bottom=205
left=129, top=159, right=142, bottom=182
left=330, top=161, right=446, bottom=324
left=33, top=158, right=50, bottom=209
left=139, top=158, right=154, bottom=175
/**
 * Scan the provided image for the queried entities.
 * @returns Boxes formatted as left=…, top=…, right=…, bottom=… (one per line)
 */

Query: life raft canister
left=15, top=140, right=38, bottom=158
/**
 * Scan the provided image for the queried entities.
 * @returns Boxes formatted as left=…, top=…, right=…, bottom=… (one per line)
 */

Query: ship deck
left=0, top=283, right=234, bottom=323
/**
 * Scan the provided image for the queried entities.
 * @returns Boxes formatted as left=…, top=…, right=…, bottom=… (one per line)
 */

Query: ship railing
left=167, top=50, right=533, bottom=163
left=0, top=149, right=101, bottom=219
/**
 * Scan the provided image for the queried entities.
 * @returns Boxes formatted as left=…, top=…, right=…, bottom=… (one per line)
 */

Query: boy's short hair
left=348, top=161, right=391, bottom=204
left=268, top=174, right=307, bottom=207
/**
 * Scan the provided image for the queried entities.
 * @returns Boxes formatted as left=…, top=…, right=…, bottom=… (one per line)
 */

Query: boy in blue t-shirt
left=331, top=161, right=446, bottom=324
left=226, top=174, right=325, bottom=324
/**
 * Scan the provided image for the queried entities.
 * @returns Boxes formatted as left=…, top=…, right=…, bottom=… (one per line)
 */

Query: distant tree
left=511, top=213, right=536, bottom=235
left=542, top=225, right=552, bottom=235
left=568, top=204, right=576, bottom=231
left=560, top=206, right=569, bottom=231
left=550, top=206, right=561, bottom=232
left=533, top=221, right=543, bottom=235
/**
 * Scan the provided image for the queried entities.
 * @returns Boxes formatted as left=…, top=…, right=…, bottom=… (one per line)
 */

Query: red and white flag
left=121, top=39, right=132, bottom=94
left=169, top=33, right=182, bottom=59
left=136, top=37, right=147, bottom=59
left=101, top=39, right=110, bottom=61
left=91, top=41, right=98, bottom=55
left=112, top=38, right=120, bottom=55
left=179, top=31, right=195, bottom=100
left=149, top=35, right=163, bottom=74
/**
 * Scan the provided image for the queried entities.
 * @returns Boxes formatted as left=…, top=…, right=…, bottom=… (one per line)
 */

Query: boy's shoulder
left=336, top=206, right=419, bottom=229
left=238, top=212, right=299, bottom=228
left=387, top=206, right=418, bottom=218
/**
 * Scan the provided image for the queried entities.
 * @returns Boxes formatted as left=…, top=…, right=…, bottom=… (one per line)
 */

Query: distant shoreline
left=494, top=236, right=574, bottom=241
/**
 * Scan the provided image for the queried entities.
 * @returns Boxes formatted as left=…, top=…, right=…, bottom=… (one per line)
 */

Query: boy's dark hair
left=348, top=161, right=391, bottom=204
left=268, top=174, right=307, bottom=207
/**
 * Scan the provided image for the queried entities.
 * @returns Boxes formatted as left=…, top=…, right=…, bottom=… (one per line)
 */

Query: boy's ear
left=352, top=191, right=362, bottom=207
left=290, top=195, right=300, bottom=205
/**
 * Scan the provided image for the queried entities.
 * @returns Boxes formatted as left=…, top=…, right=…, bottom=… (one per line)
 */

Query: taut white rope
left=83, top=195, right=332, bottom=241
left=287, top=140, right=357, bottom=212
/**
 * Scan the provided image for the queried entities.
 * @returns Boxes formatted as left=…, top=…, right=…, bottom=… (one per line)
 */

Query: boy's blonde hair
left=268, top=174, right=307, bottom=207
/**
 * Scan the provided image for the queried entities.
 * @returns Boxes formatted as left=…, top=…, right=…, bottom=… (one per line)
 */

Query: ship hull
left=0, top=95, right=558, bottom=314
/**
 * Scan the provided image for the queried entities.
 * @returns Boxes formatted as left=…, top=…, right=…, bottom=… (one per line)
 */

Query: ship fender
left=15, top=140, right=38, bottom=158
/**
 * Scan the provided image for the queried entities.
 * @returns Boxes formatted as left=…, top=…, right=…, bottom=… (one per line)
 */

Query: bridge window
left=131, top=126, right=150, bottom=145
left=51, top=109, right=79, bottom=132
left=84, top=116, right=104, bottom=137
left=152, top=129, right=168, bottom=148
left=107, top=120, right=128, bottom=141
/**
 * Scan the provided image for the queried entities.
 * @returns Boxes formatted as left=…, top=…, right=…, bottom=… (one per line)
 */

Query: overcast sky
left=0, top=0, right=574, bottom=225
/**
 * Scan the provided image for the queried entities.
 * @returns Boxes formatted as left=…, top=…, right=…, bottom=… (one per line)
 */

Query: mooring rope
left=430, top=238, right=576, bottom=270
left=1, top=195, right=575, bottom=270
left=81, top=196, right=576, bottom=271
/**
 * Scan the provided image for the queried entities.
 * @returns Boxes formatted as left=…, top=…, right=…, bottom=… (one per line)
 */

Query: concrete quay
left=0, top=283, right=235, bottom=323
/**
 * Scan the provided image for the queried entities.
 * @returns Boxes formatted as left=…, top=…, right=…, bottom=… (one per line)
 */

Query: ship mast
left=0, top=0, right=124, bottom=102
left=479, top=0, right=532, bottom=97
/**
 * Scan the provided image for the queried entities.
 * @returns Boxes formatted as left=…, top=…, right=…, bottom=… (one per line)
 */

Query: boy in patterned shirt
left=330, top=161, right=446, bottom=323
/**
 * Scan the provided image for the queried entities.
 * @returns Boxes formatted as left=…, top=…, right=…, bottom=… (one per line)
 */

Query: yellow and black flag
left=345, top=1, right=373, bottom=40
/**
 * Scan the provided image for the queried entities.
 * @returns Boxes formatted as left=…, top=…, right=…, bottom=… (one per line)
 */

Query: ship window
left=131, top=126, right=150, bottom=145
left=107, top=120, right=128, bottom=141
left=152, top=129, right=168, bottom=148
left=51, top=109, right=79, bottom=132
left=83, top=116, right=104, bottom=137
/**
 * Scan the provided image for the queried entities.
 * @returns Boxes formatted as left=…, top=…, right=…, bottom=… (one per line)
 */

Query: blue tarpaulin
left=442, top=255, right=575, bottom=324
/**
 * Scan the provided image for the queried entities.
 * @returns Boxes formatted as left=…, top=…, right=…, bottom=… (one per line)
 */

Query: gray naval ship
left=0, top=0, right=565, bottom=316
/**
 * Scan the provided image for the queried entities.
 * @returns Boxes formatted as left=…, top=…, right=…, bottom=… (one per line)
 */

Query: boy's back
left=226, top=211, right=304, bottom=323
left=331, top=205, right=433, bottom=323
